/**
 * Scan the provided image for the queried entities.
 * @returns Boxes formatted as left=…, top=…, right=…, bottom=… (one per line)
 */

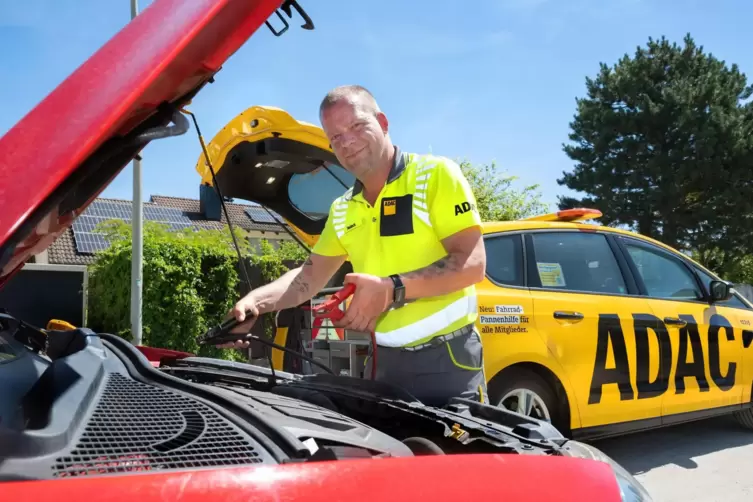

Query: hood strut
left=183, top=109, right=253, bottom=293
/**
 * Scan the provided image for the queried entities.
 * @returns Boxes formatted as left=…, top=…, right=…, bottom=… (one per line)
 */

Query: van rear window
left=288, top=164, right=355, bottom=220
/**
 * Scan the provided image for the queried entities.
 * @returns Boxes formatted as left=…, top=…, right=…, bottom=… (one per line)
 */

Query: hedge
left=86, top=219, right=307, bottom=361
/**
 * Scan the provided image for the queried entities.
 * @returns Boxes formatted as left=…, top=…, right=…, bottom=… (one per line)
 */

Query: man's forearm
left=245, top=261, right=316, bottom=314
left=399, top=249, right=485, bottom=300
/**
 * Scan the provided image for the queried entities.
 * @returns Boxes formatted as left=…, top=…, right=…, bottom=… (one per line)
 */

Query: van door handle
left=664, top=317, right=687, bottom=327
left=554, top=311, right=584, bottom=320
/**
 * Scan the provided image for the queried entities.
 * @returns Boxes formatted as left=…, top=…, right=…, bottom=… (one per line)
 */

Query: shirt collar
left=351, top=145, right=406, bottom=198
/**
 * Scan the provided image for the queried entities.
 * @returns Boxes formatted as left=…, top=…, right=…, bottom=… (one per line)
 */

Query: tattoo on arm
left=401, top=254, right=461, bottom=280
left=291, top=274, right=310, bottom=294
left=291, top=257, right=314, bottom=294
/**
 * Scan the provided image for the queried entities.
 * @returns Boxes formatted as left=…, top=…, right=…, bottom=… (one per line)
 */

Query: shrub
left=86, top=219, right=306, bottom=361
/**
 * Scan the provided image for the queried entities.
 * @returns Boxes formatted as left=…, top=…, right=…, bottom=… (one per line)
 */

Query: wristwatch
left=389, top=274, right=406, bottom=309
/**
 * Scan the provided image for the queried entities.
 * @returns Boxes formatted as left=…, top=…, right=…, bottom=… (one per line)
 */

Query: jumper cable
left=302, top=284, right=377, bottom=380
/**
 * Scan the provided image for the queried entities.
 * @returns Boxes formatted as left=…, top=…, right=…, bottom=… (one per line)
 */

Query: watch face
left=390, top=275, right=405, bottom=305
left=395, top=287, right=405, bottom=303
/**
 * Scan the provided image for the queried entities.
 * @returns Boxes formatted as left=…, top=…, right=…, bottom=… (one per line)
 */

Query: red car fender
left=0, top=454, right=622, bottom=501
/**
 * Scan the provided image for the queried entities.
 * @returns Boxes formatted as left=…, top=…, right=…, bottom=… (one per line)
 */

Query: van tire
left=489, top=368, right=564, bottom=433
left=734, top=408, right=753, bottom=430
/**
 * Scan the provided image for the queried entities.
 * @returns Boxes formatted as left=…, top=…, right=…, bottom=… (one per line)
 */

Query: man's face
left=320, top=99, right=388, bottom=180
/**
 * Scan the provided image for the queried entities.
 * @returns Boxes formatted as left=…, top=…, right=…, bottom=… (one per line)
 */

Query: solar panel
left=73, top=231, right=110, bottom=254
left=72, top=201, right=199, bottom=254
left=245, top=207, right=281, bottom=224
left=80, top=203, right=193, bottom=226
left=143, top=205, right=191, bottom=223
left=86, top=200, right=133, bottom=220
left=80, top=201, right=190, bottom=223
left=72, top=199, right=286, bottom=255
left=72, top=215, right=104, bottom=233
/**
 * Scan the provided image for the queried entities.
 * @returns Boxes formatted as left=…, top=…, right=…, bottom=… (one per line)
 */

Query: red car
left=0, top=1, right=652, bottom=501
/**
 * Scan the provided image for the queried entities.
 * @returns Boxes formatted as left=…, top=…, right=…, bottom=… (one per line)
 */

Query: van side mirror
left=709, top=280, right=734, bottom=303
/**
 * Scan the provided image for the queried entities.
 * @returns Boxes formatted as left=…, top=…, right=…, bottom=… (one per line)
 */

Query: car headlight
left=610, top=457, right=652, bottom=502
left=559, top=440, right=653, bottom=502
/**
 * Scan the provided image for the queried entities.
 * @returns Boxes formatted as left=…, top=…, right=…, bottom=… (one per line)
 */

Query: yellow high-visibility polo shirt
left=312, top=146, right=482, bottom=348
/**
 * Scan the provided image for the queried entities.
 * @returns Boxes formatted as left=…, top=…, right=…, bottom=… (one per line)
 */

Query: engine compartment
left=0, top=325, right=566, bottom=481
left=0, top=330, right=283, bottom=481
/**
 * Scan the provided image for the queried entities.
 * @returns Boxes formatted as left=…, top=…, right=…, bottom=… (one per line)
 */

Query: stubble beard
left=343, top=152, right=377, bottom=183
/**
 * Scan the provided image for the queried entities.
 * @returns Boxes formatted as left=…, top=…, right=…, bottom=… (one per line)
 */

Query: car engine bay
left=0, top=319, right=581, bottom=481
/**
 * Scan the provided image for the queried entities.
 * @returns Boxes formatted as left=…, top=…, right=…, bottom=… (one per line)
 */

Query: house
left=33, top=185, right=298, bottom=266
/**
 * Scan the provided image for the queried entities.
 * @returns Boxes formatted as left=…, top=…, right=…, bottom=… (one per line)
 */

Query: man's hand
left=215, top=296, right=261, bottom=349
left=333, top=273, right=392, bottom=332
left=211, top=253, right=346, bottom=350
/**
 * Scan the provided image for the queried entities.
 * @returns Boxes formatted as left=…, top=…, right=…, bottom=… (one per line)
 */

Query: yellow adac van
left=196, top=105, right=753, bottom=441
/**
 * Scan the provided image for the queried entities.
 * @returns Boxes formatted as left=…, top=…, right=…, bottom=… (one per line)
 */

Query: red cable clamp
left=303, top=283, right=356, bottom=322
left=303, top=283, right=377, bottom=380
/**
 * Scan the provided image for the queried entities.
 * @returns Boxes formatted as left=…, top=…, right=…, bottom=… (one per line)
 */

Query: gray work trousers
left=364, top=324, right=488, bottom=407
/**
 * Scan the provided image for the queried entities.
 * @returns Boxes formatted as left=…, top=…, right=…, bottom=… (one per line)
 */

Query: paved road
left=593, top=415, right=753, bottom=502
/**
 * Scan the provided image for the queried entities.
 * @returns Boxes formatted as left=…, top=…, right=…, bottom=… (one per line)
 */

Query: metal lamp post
left=130, top=0, right=143, bottom=346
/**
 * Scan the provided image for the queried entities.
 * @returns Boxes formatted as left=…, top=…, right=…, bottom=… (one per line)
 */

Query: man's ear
left=376, top=112, right=389, bottom=133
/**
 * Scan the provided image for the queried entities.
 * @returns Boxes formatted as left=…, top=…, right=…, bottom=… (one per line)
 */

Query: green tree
left=459, top=160, right=549, bottom=221
left=558, top=33, right=753, bottom=273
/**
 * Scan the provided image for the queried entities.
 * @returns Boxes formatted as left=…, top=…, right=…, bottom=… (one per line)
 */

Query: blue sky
left=2, top=0, right=751, bottom=210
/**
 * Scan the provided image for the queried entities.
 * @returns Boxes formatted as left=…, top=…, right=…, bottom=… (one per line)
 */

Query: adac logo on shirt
left=454, top=201, right=476, bottom=216
left=383, top=199, right=397, bottom=216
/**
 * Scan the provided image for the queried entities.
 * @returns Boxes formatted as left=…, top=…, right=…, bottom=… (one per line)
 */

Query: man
left=219, top=85, right=488, bottom=406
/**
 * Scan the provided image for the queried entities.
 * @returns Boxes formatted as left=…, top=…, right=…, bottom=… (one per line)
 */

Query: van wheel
left=489, top=368, right=562, bottom=429
left=734, top=408, right=753, bottom=429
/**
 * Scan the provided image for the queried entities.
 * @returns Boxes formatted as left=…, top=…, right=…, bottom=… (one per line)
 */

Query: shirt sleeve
left=427, top=157, right=482, bottom=241
left=311, top=198, right=348, bottom=257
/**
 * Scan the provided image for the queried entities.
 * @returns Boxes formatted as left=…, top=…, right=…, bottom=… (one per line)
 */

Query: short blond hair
left=319, top=85, right=381, bottom=117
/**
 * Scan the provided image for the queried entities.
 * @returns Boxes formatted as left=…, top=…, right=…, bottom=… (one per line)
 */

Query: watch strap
left=389, top=274, right=406, bottom=308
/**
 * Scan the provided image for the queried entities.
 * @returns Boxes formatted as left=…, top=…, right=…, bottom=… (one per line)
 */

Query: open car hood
left=0, top=0, right=311, bottom=288
left=194, top=105, right=355, bottom=244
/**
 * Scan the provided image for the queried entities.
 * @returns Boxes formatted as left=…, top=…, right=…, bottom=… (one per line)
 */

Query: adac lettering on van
left=589, top=312, right=743, bottom=404
left=744, top=330, right=753, bottom=349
